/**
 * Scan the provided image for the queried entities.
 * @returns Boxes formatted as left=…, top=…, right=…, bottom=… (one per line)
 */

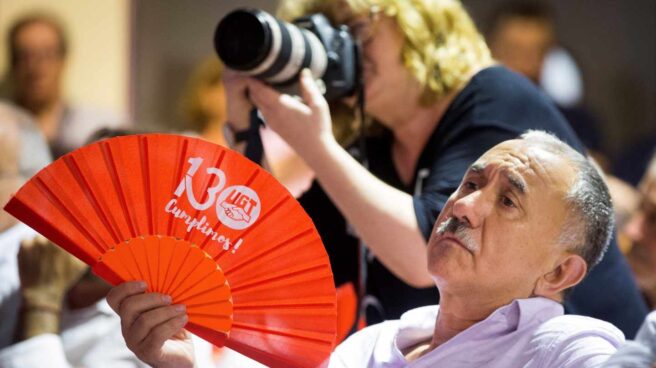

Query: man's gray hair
left=520, top=130, right=614, bottom=271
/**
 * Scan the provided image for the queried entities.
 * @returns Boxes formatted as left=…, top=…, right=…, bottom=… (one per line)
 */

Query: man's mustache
left=435, top=217, right=479, bottom=252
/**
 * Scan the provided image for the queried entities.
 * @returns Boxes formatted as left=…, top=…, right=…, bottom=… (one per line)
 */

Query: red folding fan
left=4, top=134, right=337, bottom=368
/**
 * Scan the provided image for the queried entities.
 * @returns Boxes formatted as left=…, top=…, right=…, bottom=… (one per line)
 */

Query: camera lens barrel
left=215, top=9, right=327, bottom=86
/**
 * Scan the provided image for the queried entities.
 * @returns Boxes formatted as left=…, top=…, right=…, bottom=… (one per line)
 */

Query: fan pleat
left=63, top=155, right=122, bottom=245
left=100, top=140, right=138, bottom=239
left=34, top=176, right=107, bottom=258
left=166, top=138, right=189, bottom=236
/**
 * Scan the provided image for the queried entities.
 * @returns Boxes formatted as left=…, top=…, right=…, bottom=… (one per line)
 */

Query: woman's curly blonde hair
left=278, top=0, right=491, bottom=106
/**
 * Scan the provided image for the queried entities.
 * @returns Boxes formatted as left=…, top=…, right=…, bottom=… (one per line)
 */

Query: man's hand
left=16, top=235, right=88, bottom=340
left=107, top=281, right=195, bottom=368
left=18, top=235, right=88, bottom=307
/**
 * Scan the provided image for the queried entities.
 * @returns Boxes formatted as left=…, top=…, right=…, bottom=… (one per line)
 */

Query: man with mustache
left=106, top=130, right=624, bottom=367
left=327, top=130, right=624, bottom=367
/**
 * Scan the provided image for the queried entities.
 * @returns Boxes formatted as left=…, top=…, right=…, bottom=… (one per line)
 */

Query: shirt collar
left=394, top=297, right=564, bottom=350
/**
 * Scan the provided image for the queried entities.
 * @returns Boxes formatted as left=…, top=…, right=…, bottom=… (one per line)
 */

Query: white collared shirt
left=329, top=297, right=624, bottom=368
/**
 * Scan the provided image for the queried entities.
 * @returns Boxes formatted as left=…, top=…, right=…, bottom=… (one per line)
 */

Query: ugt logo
left=174, top=157, right=261, bottom=230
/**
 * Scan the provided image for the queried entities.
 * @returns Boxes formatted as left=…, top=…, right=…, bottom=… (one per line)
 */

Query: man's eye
left=501, top=195, right=516, bottom=208
left=464, top=181, right=478, bottom=191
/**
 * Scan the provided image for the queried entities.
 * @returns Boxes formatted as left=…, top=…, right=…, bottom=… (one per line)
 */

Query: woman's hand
left=107, top=281, right=195, bottom=368
left=223, top=69, right=255, bottom=129
left=247, top=69, right=336, bottom=161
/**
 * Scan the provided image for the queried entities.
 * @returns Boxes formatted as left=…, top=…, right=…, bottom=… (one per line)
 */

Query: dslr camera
left=214, top=8, right=361, bottom=101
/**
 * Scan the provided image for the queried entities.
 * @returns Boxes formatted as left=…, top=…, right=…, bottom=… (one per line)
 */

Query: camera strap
left=243, top=108, right=265, bottom=164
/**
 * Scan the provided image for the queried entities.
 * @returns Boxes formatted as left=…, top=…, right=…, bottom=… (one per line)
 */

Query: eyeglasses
left=346, top=6, right=381, bottom=44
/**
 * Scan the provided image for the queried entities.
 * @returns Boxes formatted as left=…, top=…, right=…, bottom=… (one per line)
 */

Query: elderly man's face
left=624, top=168, right=656, bottom=291
left=427, top=140, right=577, bottom=301
left=12, top=21, right=65, bottom=108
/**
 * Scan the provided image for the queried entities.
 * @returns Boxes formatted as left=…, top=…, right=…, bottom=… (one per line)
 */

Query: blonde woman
left=107, top=1, right=645, bottom=365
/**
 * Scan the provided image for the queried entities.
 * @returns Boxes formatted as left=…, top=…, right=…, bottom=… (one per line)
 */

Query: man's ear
left=533, top=254, right=587, bottom=300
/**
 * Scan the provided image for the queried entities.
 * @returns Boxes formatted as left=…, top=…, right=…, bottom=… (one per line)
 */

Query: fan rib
left=167, top=250, right=203, bottom=297
left=170, top=267, right=217, bottom=302
left=230, top=322, right=334, bottom=346
left=233, top=302, right=335, bottom=311
left=167, top=139, right=189, bottom=236
left=33, top=177, right=107, bottom=255
left=100, top=141, right=138, bottom=238
left=119, top=248, right=139, bottom=281
left=126, top=241, right=147, bottom=282
left=63, top=155, right=122, bottom=245
left=142, top=237, right=156, bottom=291
left=185, top=300, right=232, bottom=309
left=139, top=137, right=155, bottom=234
left=230, top=264, right=329, bottom=294
left=186, top=312, right=232, bottom=321
left=223, top=229, right=314, bottom=277
left=161, top=245, right=192, bottom=294
left=244, top=168, right=259, bottom=186
left=160, top=241, right=177, bottom=295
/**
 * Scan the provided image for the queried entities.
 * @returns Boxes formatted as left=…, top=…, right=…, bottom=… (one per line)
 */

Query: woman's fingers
left=299, top=69, right=327, bottom=110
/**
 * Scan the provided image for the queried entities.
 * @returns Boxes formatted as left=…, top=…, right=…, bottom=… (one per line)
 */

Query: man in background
left=624, top=153, right=656, bottom=309
left=5, top=13, right=125, bottom=158
left=0, top=108, right=145, bottom=367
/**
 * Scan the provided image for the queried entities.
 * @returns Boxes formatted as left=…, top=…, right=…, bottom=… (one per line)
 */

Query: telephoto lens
left=214, top=8, right=360, bottom=101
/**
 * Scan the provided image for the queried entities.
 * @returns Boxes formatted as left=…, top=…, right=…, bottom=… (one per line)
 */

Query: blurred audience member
left=487, top=1, right=553, bottom=84
left=6, top=13, right=125, bottom=158
left=624, top=153, right=656, bottom=308
left=179, top=57, right=229, bottom=146
left=603, top=311, right=656, bottom=367
left=486, top=1, right=607, bottom=166
left=0, top=124, right=147, bottom=367
left=606, top=176, right=641, bottom=254
left=0, top=101, right=52, bottom=177
left=612, top=137, right=656, bottom=187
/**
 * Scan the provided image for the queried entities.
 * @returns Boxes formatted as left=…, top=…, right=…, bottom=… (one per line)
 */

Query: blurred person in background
left=5, top=13, right=125, bottom=158
left=624, top=153, right=656, bottom=309
left=0, top=122, right=147, bottom=367
left=486, top=1, right=608, bottom=168
left=179, top=57, right=229, bottom=147
left=603, top=311, right=656, bottom=367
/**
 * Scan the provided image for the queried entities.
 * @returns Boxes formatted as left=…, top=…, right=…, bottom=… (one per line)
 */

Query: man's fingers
left=130, top=304, right=187, bottom=344
left=138, top=314, right=189, bottom=358
left=118, top=292, right=173, bottom=332
left=106, top=281, right=148, bottom=313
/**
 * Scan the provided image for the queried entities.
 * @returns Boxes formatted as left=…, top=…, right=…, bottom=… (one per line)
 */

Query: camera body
left=214, top=8, right=360, bottom=101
